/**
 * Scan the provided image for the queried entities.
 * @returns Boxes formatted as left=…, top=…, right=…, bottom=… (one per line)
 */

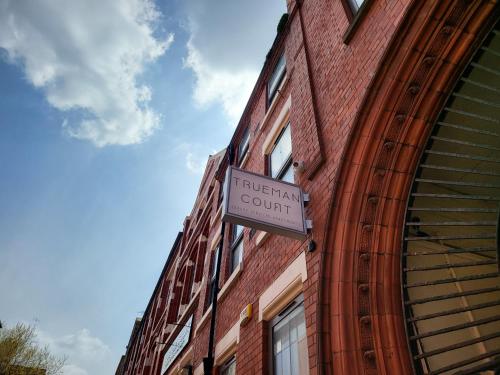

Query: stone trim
left=214, top=320, right=240, bottom=366
left=320, top=1, right=499, bottom=374
left=258, top=251, right=307, bottom=321
left=261, top=95, right=292, bottom=156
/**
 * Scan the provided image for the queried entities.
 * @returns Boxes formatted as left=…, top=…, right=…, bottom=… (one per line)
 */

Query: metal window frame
left=206, top=244, right=221, bottom=310
left=269, top=123, right=293, bottom=181
left=237, top=128, right=250, bottom=166
left=269, top=294, right=305, bottom=375
left=400, top=21, right=500, bottom=375
left=267, top=54, right=286, bottom=107
left=340, top=0, right=368, bottom=18
left=220, top=355, right=236, bottom=375
left=230, top=225, right=244, bottom=273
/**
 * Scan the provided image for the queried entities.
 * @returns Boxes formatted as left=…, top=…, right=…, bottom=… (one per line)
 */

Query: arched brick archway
left=319, top=1, right=499, bottom=374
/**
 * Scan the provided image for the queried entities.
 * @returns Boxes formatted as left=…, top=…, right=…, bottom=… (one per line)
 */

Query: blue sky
left=0, top=1, right=286, bottom=373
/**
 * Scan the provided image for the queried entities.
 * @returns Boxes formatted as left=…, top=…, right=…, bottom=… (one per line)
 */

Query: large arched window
left=402, top=23, right=500, bottom=374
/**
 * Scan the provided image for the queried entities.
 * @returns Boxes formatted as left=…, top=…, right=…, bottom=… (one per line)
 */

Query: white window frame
left=206, top=244, right=220, bottom=309
left=230, top=225, right=243, bottom=273
left=220, top=356, right=236, bottom=375
left=237, top=128, right=250, bottom=166
left=267, top=54, right=286, bottom=106
left=269, top=123, right=293, bottom=182
left=270, top=295, right=308, bottom=375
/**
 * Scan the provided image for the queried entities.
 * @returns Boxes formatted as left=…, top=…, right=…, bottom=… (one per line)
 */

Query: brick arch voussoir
left=320, top=1, right=499, bottom=374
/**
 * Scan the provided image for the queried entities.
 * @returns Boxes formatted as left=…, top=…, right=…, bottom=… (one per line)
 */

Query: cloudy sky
left=0, top=0, right=286, bottom=373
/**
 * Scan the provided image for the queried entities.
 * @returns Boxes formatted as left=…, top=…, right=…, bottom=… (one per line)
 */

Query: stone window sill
left=255, top=231, right=270, bottom=247
left=217, top=262, right=243, bottom=302
left=194, top=305, right=212, bottom=337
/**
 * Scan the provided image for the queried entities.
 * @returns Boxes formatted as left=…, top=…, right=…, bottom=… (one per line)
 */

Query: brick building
left=118, top=0, right=500, bottom=374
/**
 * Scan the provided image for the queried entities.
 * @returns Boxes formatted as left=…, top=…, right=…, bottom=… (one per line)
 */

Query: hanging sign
left=161, top=315, right=193, bottom=373
left=222, top=166, right=307, bottom=240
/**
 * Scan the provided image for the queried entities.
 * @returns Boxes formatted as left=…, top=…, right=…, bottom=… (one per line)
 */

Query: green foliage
left=0, top=323, right=65, bottom=375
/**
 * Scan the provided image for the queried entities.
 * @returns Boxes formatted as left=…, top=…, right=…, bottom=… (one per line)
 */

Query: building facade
left=118, top=0, right=500, bottom=374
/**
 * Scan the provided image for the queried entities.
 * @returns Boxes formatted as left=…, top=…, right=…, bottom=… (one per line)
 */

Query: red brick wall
left=120, top=0, right=411, bottom=372
left=119, top=1, right=499, bottom=374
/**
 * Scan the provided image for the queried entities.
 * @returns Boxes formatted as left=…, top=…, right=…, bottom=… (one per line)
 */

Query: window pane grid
left=221, top=356, right=236, bottom=375
left=231, top=239, right=243, bottom=272
left=270, top=124, right=293, bottom=182
left=206, top=245, right=220, bottom=309
left=277, top=158, right=293, bottom=183
left=232, top=224, right=243, bottom=242
left=211, top=246, right=219, bottom=281
left=238, top=129, right=250, bottom=165
left=230, top=225, right=243, bottom=273
left=268, top=54, right=286, bottom=104
left=272, top=302, right=308, bottom=375
left=349, top=0, right=365, bottom=11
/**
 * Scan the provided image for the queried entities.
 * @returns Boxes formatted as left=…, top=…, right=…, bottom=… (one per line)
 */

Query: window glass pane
left=268, top=54, right=286, bottom=102
left=275, top=352, right=283, bottom=375
left=350, top=0, right=365, bottom=11
left=221, top=357, right=236, bottom=375
left=282, top=324, right=290, bottom=349
left=272, top=302, right=308, bottom=375
left=231, top=240, right=243, bottom=272
left=233, top=224, right=243, bottom=242
left=280, top=163, right=294, bottom=183
left=206, top=277, right=217, bottom=310
left=218, top=181, right=224, bottom=205
left=290, top=319, right=298, bottom=343
left=211, top=246, right=219, bottom=280
left=290, top=341, right=299, bottom=375
left=238, top=128, right=250, bottom=164
left=298, top=335, right=309, bottom=374
left=270, top=125, right=292, bottom=179
left=297, top=315, right=306, bottom=339
left=274, top=336, right=281, bottom=355
left=282, top=346, right=291, bottom=375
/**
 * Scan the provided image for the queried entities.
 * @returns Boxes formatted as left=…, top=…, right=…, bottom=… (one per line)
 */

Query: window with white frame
left=268, top=54, right=286, bottom=106
left=230, top=224, right=243, bottom=273
left=217, top=178, right=225, bottom=208
left=269, top=123, right=293, bottom=183
left=271, top=296, right=309, bottom=375
left=220, top=356, right=236, bottom=375
left=206, top=244, right=220, bottom=309
left=237, top=128, right=250, bottom=166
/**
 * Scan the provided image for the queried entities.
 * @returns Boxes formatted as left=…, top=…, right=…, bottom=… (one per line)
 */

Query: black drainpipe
left=203, top=145, right=234, bottom=375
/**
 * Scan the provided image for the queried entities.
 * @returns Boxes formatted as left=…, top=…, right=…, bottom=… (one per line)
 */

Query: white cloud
left=62, top=364, right=88, bottom=375
left=0, top=0, right=173, bottom=147
left=186, top=152, right=208, bottom=174
left=185, top=41, right=258, bottom=124
left=183, top=0, right=287, bottom=125
left=175, top=142, right=214, bottom=174
left=37, top=328, right=111, bottom=375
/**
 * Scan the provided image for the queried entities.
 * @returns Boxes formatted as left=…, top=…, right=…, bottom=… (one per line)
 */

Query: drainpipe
left=203, top=145, right=234, bottom=375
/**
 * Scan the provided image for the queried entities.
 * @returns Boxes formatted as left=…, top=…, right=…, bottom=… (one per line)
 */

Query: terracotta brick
left=117, top=1, right=498, bottom=374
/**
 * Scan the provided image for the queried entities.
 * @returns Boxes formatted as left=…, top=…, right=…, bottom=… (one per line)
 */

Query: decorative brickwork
left=118, top=1, right=499, bottom=374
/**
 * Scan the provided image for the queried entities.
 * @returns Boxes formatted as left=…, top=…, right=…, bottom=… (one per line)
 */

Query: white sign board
left=222, top=166, right=307, bottom=240
left=161, top=315, right=193, bottom=373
